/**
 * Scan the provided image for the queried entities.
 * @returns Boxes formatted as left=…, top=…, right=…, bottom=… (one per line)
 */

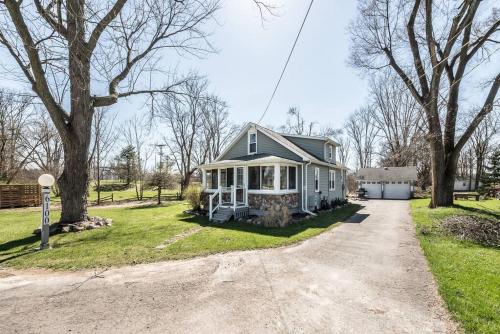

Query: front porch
left=199, top=154, right=302, bottom=222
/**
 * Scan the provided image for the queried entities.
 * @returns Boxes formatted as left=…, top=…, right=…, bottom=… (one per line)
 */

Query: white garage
left=384, top=181, right=411, bottom=199
left=359, top=181, right=382, bottom=198
left=356, top=167, right=417, bottom=200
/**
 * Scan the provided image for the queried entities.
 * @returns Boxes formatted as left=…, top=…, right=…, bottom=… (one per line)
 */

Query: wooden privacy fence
left=0, top=184, right=41, bottom=209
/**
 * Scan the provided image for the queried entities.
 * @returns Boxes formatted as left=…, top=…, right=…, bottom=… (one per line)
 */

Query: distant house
left=198, top=123, right=347, bottom=222
left=454, top=176, right=481, bottom=192
left=355, top=167, right=418, bottom=200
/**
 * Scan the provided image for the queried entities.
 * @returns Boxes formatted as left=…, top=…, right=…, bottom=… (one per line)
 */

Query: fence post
left=112, top=193, right=114, bottom=202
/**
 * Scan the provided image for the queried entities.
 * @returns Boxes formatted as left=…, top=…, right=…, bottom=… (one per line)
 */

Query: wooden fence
left=0, top=184, right=41, bottom=209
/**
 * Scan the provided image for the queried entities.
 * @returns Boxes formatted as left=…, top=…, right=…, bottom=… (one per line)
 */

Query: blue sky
left=113, top=0, right=368, bottom=130
left=191, top=0, right=368, bottom=128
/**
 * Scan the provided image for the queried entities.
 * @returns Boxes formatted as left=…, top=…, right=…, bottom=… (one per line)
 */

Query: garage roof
left=356, top=167, right=418, bottom=182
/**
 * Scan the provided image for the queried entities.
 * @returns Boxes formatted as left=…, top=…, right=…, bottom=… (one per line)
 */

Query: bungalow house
left=198, top=122, right=347, bottom=222
left=355, top=166, right=417, bottom=199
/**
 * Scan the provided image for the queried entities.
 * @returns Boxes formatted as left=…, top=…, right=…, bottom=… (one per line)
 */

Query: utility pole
left=156, top=144, right=166, bottom=205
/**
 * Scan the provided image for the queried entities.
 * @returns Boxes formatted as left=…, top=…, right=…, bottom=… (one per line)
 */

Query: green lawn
left=411, top=199, right=500, bottom=334
left=0, top=202, right=361, bottom=270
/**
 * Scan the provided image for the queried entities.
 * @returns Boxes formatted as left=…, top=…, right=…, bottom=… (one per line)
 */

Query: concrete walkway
left=0, top=200, right=457, bottom=333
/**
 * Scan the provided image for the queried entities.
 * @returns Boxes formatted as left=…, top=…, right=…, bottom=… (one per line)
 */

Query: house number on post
left=38, top=174, right=55, bottom=250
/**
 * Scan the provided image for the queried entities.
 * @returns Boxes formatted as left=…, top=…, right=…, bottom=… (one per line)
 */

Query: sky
left=113, top=0, right=368, bottom=130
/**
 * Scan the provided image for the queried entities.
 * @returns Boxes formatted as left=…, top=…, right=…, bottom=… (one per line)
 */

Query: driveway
left=0, top=200, right=456, bottom=333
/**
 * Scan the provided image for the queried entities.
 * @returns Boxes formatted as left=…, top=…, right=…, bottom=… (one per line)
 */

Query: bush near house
left=411, top=199, right=500, bottom=334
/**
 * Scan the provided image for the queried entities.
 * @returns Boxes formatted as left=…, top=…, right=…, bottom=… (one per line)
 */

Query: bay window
left=280, top=166, right=297, bottom=190
left=261, top=166, right=274, bottom=190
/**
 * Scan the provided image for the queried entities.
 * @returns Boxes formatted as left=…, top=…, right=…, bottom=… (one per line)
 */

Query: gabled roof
left=356, top=167, right=418, bottom=181
left=213, top=122, right=347, bottom=169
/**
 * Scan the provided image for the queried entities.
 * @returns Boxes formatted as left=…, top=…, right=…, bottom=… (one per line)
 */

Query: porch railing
left=209, top=186, right=222, bottom=220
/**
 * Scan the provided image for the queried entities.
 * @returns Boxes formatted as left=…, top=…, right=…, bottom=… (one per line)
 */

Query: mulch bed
left=441, top=215, right=499, bottom=248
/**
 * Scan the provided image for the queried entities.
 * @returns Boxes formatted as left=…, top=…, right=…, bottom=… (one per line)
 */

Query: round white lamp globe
left=38, top=174, right=55, bottom=187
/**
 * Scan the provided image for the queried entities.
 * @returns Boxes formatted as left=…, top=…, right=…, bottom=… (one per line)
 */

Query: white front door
left=236, top=167, right=245, bottom=203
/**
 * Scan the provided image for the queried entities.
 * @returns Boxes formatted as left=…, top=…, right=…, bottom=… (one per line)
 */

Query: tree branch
left=86, top=0, right=128, bottom=54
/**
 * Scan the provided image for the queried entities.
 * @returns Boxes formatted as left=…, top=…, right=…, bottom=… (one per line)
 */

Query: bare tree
left=349, top=0, right=500, bottom=207
left=335, top=131, right=351, bottom=167
left=370, top=71, right=425, bottom=167
left=89, top=108, right=117, bottom=204
left=28, top=112, right=64, bottom=194
left=280, top=107, right=316, bottom=136
left=0, top=0, right=220, bottom=222
left=121, top=115, right=153, bottom=200
left=345, top=105, right=379, bottom=169
left=200, top=96, right=235, bottom=162
left=0, top=89, right=37, bottom=183
left=157, top=79, right=210, bottom=193
left=469, top=110, right=499, bottom=189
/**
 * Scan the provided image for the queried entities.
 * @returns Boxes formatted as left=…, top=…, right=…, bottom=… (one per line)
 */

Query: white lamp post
left=38, top=174, right=55, bottom=250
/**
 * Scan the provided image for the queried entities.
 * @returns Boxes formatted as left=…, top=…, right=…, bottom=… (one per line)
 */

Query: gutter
left=302, top=161, right=316, bottom=216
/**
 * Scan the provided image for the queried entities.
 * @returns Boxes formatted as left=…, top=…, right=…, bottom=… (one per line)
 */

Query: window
left=248, top=132, right=257, bottom=154
left=206, top=169, right=218, bottom=189
left=219, top=168, right=234, bottom=188
left=248, top=166, right=260, bottom=190
left=314, top=167, right=320, bottom=192
left=261, top=166, right=274, bottom=190
left=280, top=166, right=287, bottom=190
left=329, top=170, right=335, bottom=190
left=329, top=146, right=333, bottom=160
left=280, top=166, right=297, bottom=190
left=288, top=166, right=296, bottom=190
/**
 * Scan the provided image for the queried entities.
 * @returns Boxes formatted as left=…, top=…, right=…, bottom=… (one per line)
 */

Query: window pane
left=315, top=168, right=319, bottom=191
left=249, top=133, right=256, bottom=143
left=211, top=169, right=218, bottom=189
left=249, top=142, right=256, bottom=153
left=220, top=169, right=227, bottom=187
left=227, top=168, right=234, bottom=187
left=289, top=167, right=296, bottom=190
left=236, top=168, right=244, bottom=187
left=248, top=166, right=260, bottom=190
left=262, top=166, right=274, bottom=190
left=280, top=166, right=287, bottom=190
left=206, top=170, right=212, bottom=188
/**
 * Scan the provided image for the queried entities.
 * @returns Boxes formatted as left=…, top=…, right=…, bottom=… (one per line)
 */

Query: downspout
left=303, top=161, right=316, bottom=216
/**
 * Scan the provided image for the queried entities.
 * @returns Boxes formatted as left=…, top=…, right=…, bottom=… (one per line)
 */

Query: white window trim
left=329, top=170, right=335, bottom=190
left=329, top=146, right=333, bottom=160
left=314, top=167, right=320, bottom=192
left=279, top=165, right=298, bottom=191
left=248, top=131, right=257, bottom=155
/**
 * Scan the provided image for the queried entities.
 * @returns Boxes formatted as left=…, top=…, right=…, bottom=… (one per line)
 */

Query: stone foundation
left=248, top=193, right=299, bottom=213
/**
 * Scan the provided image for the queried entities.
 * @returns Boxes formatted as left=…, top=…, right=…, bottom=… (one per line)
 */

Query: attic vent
left=383, top=167, right=389, bottom=170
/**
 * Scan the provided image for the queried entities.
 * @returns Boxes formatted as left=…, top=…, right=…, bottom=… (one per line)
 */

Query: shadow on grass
left=124, top=201, right=183, bottom=210
left=0, top=234, right=38, bottom=253
left=179, top=204, right=364, bottom=238
left=452, top=203, right=499, bottom=219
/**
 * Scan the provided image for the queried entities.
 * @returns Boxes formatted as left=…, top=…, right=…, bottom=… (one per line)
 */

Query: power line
left=257, top=0, right=315, bottom=125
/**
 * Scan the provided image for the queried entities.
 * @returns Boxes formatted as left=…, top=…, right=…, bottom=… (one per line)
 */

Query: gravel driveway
left=0, top=200, right=457, bottom=333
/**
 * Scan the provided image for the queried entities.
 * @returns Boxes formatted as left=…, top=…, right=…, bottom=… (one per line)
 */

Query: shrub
left=185, top=184, right=202, bottom=211
left=261, top=205, right=290, bottom=227
left=93, top=183, right=129, bottom=192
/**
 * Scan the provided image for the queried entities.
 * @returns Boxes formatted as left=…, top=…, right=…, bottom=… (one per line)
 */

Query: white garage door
left=384, top=182, right=410, bottom=199
left=362, top=182, right=382, bottom=199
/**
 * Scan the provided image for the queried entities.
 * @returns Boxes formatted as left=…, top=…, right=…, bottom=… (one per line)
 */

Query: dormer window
left=248, top=132, right=257, bottom=154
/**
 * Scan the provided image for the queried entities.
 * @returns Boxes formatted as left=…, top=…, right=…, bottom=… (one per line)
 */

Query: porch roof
left=199, top=154, right=301, bottom=169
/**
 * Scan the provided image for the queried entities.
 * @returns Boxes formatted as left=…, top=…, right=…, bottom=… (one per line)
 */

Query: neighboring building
left=454, top=176, right=480, bottom=192
left=355, top=167, right=417, bottom=200
left=198, top=122, right=347, bottom=222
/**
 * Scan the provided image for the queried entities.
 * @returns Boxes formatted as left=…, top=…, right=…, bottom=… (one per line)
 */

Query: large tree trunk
left=58, top=0, right=93, bottom=223
left=59, top=140, right=91, bottom=222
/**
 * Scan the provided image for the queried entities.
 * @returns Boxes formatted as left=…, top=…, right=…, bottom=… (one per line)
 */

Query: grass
left=0, top=202, right=361, bottom=270
left=411, top=199, right=500, bottom=334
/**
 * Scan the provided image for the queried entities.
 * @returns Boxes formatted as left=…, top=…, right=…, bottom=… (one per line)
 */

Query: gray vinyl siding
left=220, top=130, right=302, bottom=161
left=304, top=163, right=345, bottom=210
